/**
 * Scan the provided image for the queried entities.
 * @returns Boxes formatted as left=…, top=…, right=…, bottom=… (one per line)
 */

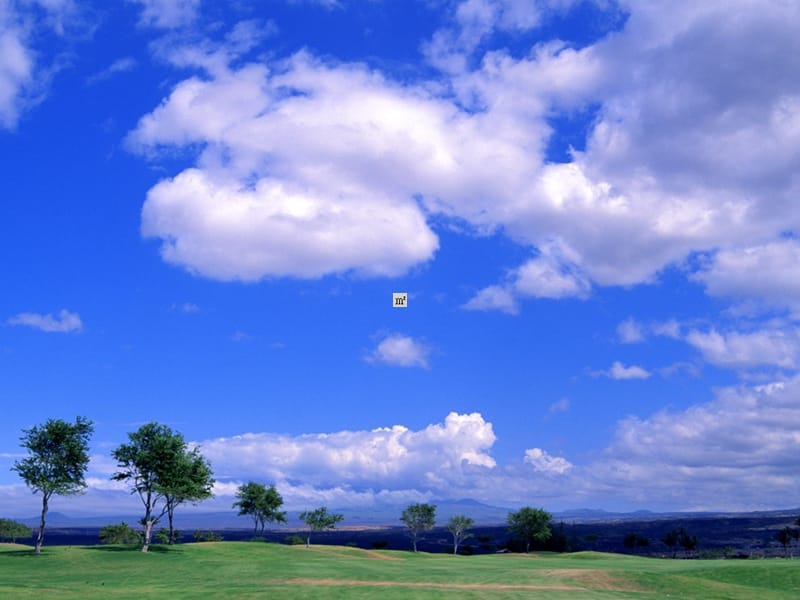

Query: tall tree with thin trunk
left=111, top=422, right=186, bottom=552
left=401, top=503, right=436, bottom=552
left=445, top=514, right=474, bottom=555
left=12, top=416, right=93, bottom=555
left=161, top=447, right=214, bottom=544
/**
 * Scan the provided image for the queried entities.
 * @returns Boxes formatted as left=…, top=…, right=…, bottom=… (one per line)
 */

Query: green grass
left=2, top=543, right=799, bottom=599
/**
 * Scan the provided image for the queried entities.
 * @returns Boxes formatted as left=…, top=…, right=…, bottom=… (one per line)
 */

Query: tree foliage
left=0, top=518, right=31, bottom=542
left=507, top=507, right=552, bottom=553
left=13, top=416, right=93, bottom=554
left=99, top=522, right=142, bottom=545
left=161, top=448, right=214, bottom=544
left=299, top=506, right=344, bottom=546
left=400, top=503, right=436, bottom=552
left=232, top=482, right=286, bottom=534
left=111, top=422, right=213, bottom=552
left=445, top=514, right=474, bottom=555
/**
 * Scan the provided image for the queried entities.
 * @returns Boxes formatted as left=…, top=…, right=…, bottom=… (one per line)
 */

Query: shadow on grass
left=0, top=549, right=47, bottom=558
left=85, top=544, right=183, bottom=554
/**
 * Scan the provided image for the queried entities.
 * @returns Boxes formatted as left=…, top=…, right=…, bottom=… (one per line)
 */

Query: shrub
left=99, top=522, right=142, bottom=545
left=285, top=535, right=305, bottom=545
left=193, top=530, right=223, bottom=542
left=371, top=540, right=388, bottom=549
left=0, top=518, right=31, bottom=542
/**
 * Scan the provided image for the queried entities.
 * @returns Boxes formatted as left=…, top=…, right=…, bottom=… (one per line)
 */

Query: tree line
left=7, top=416, right=556, bottom=555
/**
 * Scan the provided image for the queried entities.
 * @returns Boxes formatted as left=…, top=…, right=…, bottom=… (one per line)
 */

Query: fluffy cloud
left=129, top=1, right=800, bottom=300
left=7, top=309, right=82, bottom=333
left=365, top=333, right=432, bottom=369
left=524, top=448, right=572, bottom=474
left=593, top=378, right=800, bottom=510
left=607, top=361, right=651, bottom=380
left=464, top=242, right=590, bottom=311
left=200, top=412, right=496, bottom=489
left=694, top=239, right=800, bottom=313
left=685, top=327, right=800, bottom=370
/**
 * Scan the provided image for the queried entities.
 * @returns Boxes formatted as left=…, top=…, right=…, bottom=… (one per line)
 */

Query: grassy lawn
left=2, top=542, right=799, bottom=599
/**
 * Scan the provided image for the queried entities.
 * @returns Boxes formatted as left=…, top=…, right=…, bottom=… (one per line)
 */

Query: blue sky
left=2, top=0, right=800, bottom=518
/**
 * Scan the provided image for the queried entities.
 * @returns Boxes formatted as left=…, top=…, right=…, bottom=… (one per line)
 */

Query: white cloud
left=695, top=239, right=800, bottom=313
left=7, top=309, right=82, bottom=333
left=200, top=412, right=496, bottom=489
left=685, top=327, right=800, bottom=370
left=140, top=168, right=438, bottom=280
left=591, top=377, right=800, bottom=510
left=464, top=242, right=590, bottom=312
left=365, top=333, right=431, bottom=369
left=617, top=318, right=644, bottom=344
left=548, top=397, right=570, bottom=414
left=462, top=284, right=518, bottom=314
left=607, top=361, right=651, bottom=380
left=129, top=0, right=199, bottom=29
left=524, top=448, right=572, bottom=474
left=0, top=1, right=35, bottom=128
left=128, top=2, right=800, bottom=296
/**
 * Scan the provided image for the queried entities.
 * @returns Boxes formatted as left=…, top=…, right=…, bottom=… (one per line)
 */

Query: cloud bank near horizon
left=4, top=376, right=800, bottom=517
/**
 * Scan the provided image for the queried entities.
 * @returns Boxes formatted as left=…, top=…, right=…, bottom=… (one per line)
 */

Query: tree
left=299, top=506, right=344, bottom=547
left=99, top=522, right=142, bottom=545
left=445, top=515, right=474, bottom=555
left=678, top=528, right=698, bottom=557
left=507, top=507, right=552, bottom=553
left=12, top=416, right=93, bottom=554
left=661, top=529, right=680, bottom=558
left=400, top=503, right=436, bottom=552
left=161, top=447, right=214, bottom=544
left=232, top=482, right=287, bottom=534
left=777, top=526, right=795, bottom=558
left=0, top=518, right=31, bottom=543
left=111, top=422, right=190, bottom=552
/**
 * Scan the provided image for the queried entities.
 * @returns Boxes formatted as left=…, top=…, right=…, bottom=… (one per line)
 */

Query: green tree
left=777, top=526, right=794, bottom=558
left=161, top=447, right=214, bottom=544
left=99, top=522, right=142, bottom=545
left=445, top=514, right=474, bottom=555
left=0, top=518, right=31, bottom=542
left=400, top=503, right=436, bottom=552
left=232, top=482, right=287, bottom=534
left=299, top=506, right=344, bottom=547
left=12, top=416, right=93, bottom=554
left=678, top=528, right=698, bottom=557
left=507, top=507, right=552, bottom=553
left=111, top=422, right=188, bottom=552
left=661, top=529, right=680, bottom=558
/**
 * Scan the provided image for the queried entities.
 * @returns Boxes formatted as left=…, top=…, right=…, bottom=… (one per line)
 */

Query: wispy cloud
left=86, top=57, right=137, bottom=84
left=7, top=309, right=83, bottom=333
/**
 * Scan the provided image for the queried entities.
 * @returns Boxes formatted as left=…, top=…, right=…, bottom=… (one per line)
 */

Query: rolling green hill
left=2, top=542, right=799, bottom=598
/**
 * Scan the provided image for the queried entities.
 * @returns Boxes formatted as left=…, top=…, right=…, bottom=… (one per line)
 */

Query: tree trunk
left=412, top=535, right=418, bottom=552
left=525, top=541, right=530, bottom=553
left=34, top=493, right=49, bottom=555
left=453, top=541, right=458, bottom=555
left=306, top=535, right=311, bottom=547
left=167, top=505, right=176, bottom=544
left=142, top=518, right=154, bottom=552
